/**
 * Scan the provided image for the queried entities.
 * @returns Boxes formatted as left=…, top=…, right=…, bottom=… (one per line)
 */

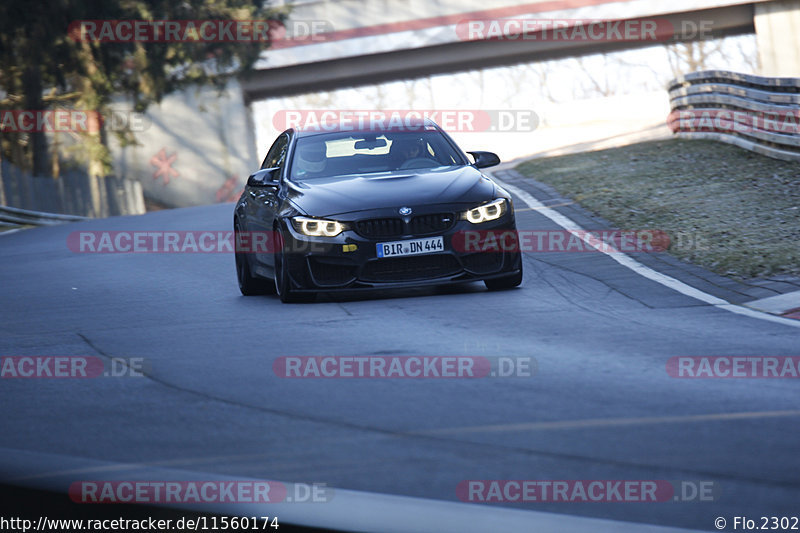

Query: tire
left=484, top=266, right=523, bottom=291
left=274, top=229, right=316, bottom=303
left=235, top=223, right=275, bottom=296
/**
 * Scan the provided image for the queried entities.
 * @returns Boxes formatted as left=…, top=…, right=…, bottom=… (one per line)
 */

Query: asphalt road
left=1, top=180, right=798, bottom=531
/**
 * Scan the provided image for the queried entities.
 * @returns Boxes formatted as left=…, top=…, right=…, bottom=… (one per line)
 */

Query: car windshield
left=290, top=129, right=465, bottom=180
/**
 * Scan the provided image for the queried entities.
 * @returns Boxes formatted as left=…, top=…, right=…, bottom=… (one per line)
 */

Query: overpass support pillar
left=110, top=79, right=258, bottom=208
left=755, top=0, right=800, bottom=76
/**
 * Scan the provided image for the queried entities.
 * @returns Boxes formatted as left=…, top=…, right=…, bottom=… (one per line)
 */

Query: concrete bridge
left=109, top=0, right=800, bottom=208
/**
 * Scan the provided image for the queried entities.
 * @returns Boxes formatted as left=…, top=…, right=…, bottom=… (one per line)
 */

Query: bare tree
left=424, top=76, right=436, bottom=108
left=573, top=54, right=618, bottom=98
left=295, top=90, right=337, bottom=109
left=734, top=38, right=761, bottom=74
left=401, top=78, right=417, bottom=109
left=370, top=84, right=389, bottom=109
left=468, top=69, right=486, bottom=108
left=498, top=63, right=560, bottom=106
left=665, top=40, right=725, bottom=78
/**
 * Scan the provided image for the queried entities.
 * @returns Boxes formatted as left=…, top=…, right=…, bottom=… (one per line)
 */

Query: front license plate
left=376, top=236, right=445, bottom=258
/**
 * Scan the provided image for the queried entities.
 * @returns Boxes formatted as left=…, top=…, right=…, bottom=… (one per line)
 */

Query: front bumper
left=279, top=214, right=521, bottom=292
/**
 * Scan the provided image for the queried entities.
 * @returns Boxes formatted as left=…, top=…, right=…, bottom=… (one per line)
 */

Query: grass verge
left=515, top=138, right=800, bottom=279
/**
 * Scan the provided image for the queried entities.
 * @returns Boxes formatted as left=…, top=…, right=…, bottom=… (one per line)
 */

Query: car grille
left=354, top=213, right=456, bottom=239
left=355, top=218, right=404, bottom=239
left=360, top=254, right=462, bottom=282
left=409, top=213, right=456, bottom=235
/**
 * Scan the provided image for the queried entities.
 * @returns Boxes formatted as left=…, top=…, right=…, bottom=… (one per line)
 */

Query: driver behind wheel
left=390, top=138, right=426, bottom=166
left=294, top=142, right=328, bottom=177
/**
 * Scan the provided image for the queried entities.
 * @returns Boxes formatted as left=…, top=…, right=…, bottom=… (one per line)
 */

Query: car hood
left=286, top=166, right=496, bottom=217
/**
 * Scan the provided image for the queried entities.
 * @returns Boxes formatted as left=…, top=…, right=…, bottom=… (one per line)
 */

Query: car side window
left=261, top=134, right=289, bottom=170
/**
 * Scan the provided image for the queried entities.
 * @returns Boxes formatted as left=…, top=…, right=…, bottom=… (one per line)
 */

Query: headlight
left=291, top=216, right=345, bottom=237
left=462, top=198, right=507, bottom=224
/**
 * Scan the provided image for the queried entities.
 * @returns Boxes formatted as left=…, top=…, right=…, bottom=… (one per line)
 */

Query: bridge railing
left=667, top=70, right=800, bottom=162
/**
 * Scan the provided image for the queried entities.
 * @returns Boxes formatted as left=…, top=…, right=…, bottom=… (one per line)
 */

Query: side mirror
left=247, top=167, right=280, bottom=187
left=467, top=151, right=501, bottom=169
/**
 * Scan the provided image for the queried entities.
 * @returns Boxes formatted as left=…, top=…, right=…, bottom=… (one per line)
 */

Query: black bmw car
left=233, top=120, right=522, bottom=302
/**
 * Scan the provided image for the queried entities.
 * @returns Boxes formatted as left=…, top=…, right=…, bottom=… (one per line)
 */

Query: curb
left=489, top=165, right=800, bottom=328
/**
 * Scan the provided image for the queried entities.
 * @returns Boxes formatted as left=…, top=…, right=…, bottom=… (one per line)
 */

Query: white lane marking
left=514, top=201, right=575, bottom=212
left=413, top=410, right=800, bottom=436
left=494, top=176, right=800, bottom=329
left=717, top=303, right=800, bottom=327
left=743, top=290, right=800, bottom=314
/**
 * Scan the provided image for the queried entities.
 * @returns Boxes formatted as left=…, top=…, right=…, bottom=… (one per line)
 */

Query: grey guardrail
left=667, top=70, right=800, bottom=161
left=0, top=205, right=89, bottom=226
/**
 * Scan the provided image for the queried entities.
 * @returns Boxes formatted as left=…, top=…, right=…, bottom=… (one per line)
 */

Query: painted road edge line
left=743, top=290, right=800, bottom=315
left=492, top=173, right=800, bottom=330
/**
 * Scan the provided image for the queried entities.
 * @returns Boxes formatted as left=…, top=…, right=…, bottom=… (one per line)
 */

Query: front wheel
left=235, top=224, right=275, bottom=296
left=274, top=230, right=316, bottom=303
